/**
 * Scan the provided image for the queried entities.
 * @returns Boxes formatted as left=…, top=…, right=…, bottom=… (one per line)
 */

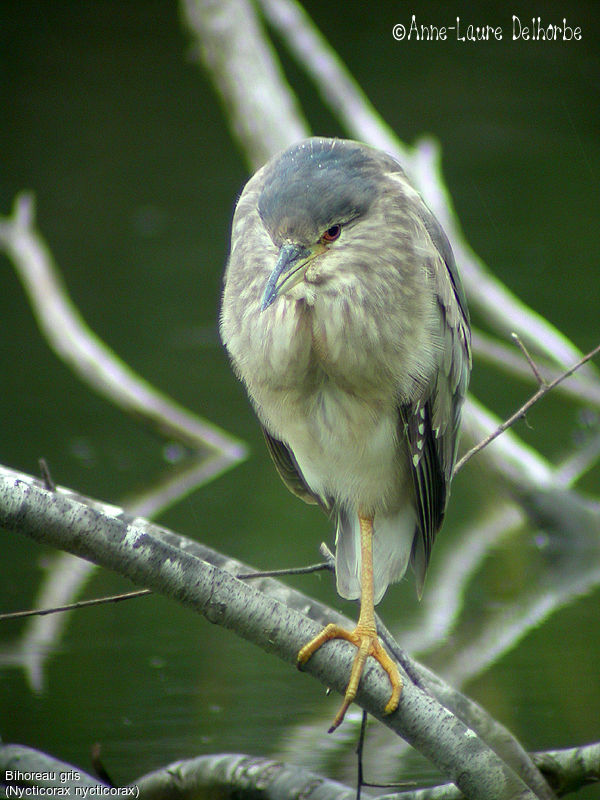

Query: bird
left=220, top=137, right=471, bottom=732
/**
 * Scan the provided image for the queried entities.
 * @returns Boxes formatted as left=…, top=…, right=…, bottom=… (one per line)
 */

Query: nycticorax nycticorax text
left=220, top=137, right=471, bottom=731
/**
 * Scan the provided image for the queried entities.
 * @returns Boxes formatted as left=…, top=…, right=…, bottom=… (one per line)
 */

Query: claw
left=298, top=622, right=402, bottom=732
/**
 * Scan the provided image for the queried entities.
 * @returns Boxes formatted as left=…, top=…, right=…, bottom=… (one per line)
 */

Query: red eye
left=321, top=224, right=341, bottom=243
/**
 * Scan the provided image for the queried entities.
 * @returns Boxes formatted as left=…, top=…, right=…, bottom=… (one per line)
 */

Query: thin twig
left=454, top=342, right=600, bottom=476
left=90, top=744, right=115, bottom=788
left=511, top=333, right=548, bottom=386
left=38, top=458, right=56, bottom=492
left=0, top=562, right=329, bottom=620
left=237, top=562, right=330, bottom=580
left=356, top=710, right=368, bottom=800
left=0, top=589, right=152, bottom=621
left=472, top=329, right=600, bottom=407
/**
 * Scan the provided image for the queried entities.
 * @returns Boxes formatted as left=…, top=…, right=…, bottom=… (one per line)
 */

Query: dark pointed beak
left=261, top=242, right=322, bottom=311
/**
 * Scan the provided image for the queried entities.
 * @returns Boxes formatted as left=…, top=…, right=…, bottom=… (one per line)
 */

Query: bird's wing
left=261, top=426, right=326, bottom=509
left=403, top=207, right=472, bottom=595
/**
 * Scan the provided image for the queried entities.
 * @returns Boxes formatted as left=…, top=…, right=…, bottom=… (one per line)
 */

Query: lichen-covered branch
left=532, top=742, right=600, bottom=795
left=0, top=463, right=539, bottom=800
left=133, top=752, right=359, bottom=799
left=1, top=742, right=597, bottom=799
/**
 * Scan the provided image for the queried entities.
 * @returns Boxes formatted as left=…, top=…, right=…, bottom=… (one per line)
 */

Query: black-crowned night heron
left=220, top=137, right=471, bottom=731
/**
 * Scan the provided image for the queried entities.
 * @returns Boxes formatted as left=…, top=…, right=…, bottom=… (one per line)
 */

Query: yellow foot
left=297, top=623, right=402, bottom=733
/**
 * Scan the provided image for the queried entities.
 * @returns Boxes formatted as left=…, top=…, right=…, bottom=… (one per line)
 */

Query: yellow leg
left=297, top=514, right=402, bottom=732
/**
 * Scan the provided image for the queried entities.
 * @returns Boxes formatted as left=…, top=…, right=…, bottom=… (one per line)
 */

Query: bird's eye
left=321, top=224, right=341, bottom=243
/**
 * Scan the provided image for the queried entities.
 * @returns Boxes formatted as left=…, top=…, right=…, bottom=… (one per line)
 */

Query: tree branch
left=0, top=463, right=540, bottom=800
left=532, top=742, right=600, bottom=795
left=0, top=589, right=152, bottom=622
left=181, top=0, right=309, bottom=171
left=471, top=330, right=600, bottom=408
left=1, top=742, right=597, bottom=799
left=0, top=192, right=245, bottom=464
left=454, top=343, right=600, bottom=476
left=376, top=619, right=556, bottom=800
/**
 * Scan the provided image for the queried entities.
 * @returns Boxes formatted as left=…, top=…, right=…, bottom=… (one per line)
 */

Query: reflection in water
left=0, top=553, right=94, bottom=692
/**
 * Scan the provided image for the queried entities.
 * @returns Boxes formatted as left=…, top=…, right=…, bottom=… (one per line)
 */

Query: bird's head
left=256, top=137, right=387, bottom=310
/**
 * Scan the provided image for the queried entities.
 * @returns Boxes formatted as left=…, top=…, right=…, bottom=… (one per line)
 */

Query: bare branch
left=380, top=743, right=600, bottom=798
left=0, top=589, right=152, bottom=622
left=133, top=752, right=360, bottom=800
left=375, top=618, right=556, bottom=800
left=3, top=741, right=596, bottom=799
left=454, top=343, right=600, bottom=476
left=0, top=745, right=105, bottom=793
left=511, top=333, right=548, bottom=387
left=532, top=742, right=600, bottom=795
left=0, top=463, right=540, bottom=800
left=0, top=192, right=246, bottom=464
left=472, top=330, right=600, bottom=408
left=181, top=0, right=309, bottom=170
left=259, top=0, right=403, bottom=156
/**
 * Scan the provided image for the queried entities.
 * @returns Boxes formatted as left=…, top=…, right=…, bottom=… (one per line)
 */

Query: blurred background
left=1, top=0, right=598, bottom=793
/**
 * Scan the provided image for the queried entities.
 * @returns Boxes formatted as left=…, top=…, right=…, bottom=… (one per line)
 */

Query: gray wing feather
left=262, top=427, right=330, bottom=511
left=404, top=207, right=472, bottom=594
